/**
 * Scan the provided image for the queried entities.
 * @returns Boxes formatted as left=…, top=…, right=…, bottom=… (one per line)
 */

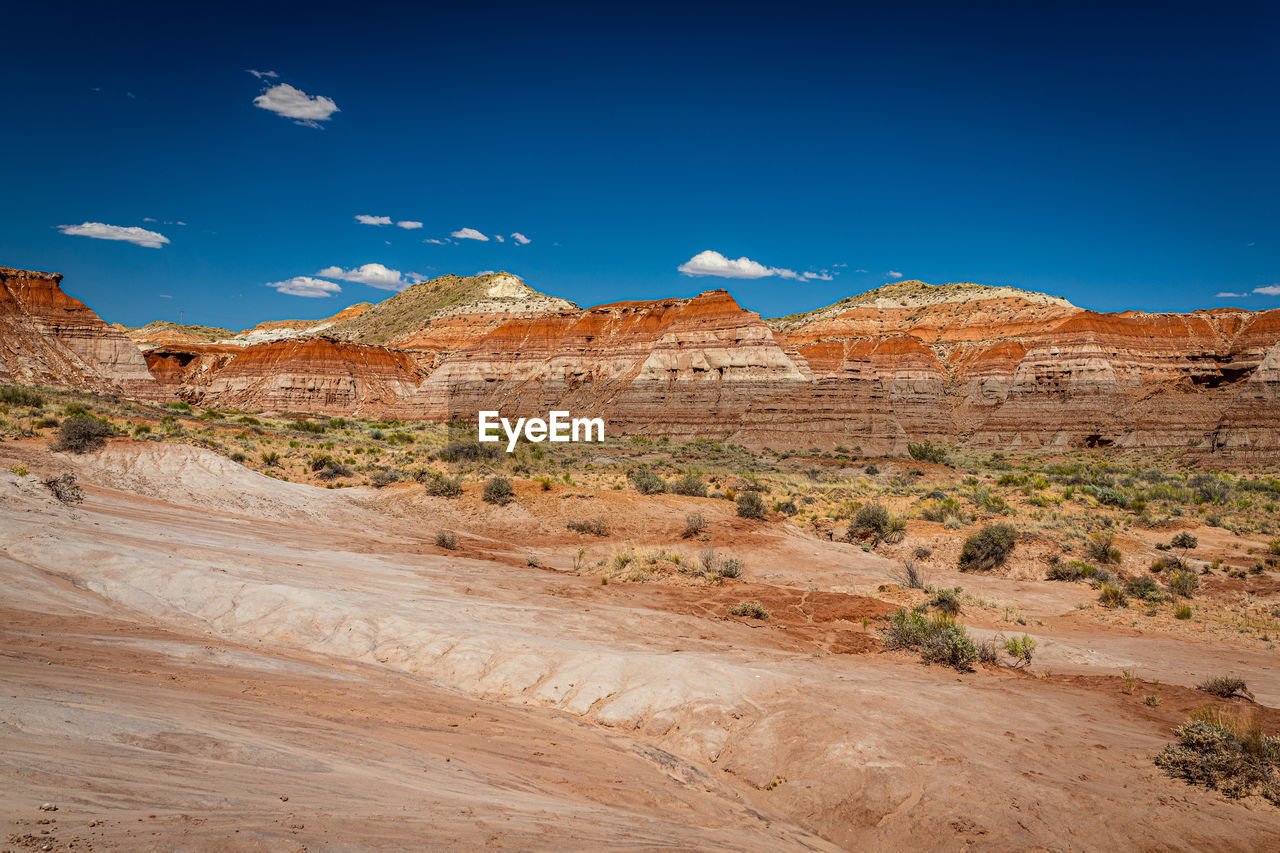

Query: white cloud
left=57, top=221, right=169, bottom=249
left=1216, top=291, right=1247, bottom=298
left=833, top=262, right=848, bottom=268
left=494, top=234, right=504, bottom=243
left=1254, top=284, right=1280, bottom=296
left=677, top=249, right=798, bottom=280
left=267, top=276, right=341, bottom=298
left=451, top=227, right=489, bottom=241
left=854, top=268, right=868, bottom=273
left=246, top=69, right=279, bottom=79
left=424, top=238, right=450, bottom=245
left=316, top=262, right=419, bottom=292
left=803, top=271, right=834, bottom=281
left=253, top=83, right=339, bottom=128
left=355, top=214, right=392, bottom=226
left=142, top=216, right=157, bottom=222
left=396, top=220, right=423, bottom=229
left=158, top=294, right=173, bottom=299
left=511, top=232, right=531, bottom=245
left=887, top=270, right=903, bottom=279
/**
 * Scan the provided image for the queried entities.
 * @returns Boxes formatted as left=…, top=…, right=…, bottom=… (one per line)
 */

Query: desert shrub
left=309, top=453, right=336, bottom=472
left=918, top=497, right=967, bottom=525
left=1090, top=566, right=1118, bottom=587
left=43, top=473, right=84, bottom=505
left=929, top=587, right=962, bottom=615
left=681, top=513, right=708, bottom=539
left=907, top=442, right=949, bottom=464
left=437, top=441, right=501, bottom=463
left=729, top=601, right=769, bottom=620
left=1197, top=675, right=1249, bottom=699
left=483, top=476, right=514, bottom=505
left=369, top=468, right=404, bottom=488
left=977, top=636, right=1002, bottom=665
left=1154, top=712, right=1279, bottom=805
left=851, top=503, right=892, bottom=539
left=773, top=498, right=799, bottom=516
left=1190, top=473, right=1232, bottom=505
left=34, top=417, right=60, bottom=429
left=1149, top=555, right=1184, bottom=574
left=166, top=401, right=192, bottom=411
left=1004, top=634, right=1037, bottom=667
left=1083, top=533, right=1122, bottom=565
left=0, top=385, right=44, bottom=407
left=1080, top=484, right=1129, bottom=508
left=51, top=416, right=112, bottom=453
left=1098, top=583, right=1128, bottom=608
left=716, top=557, right=744, bottom=579
left=671, top=473, right=708, bottom=497
left=894, top=559, right=927, bottom=589
left=420, top=470, right=463, bottom=497
left=1170, top=532, right=1199, bottom=551
left=434, top=531, right=458, bottom=550
left=288, top=419, right=326, bottom=434
left=736, top=490, right=767, bottom=519
left=958, top=523, right=1018, bottom=572
left=327, top=417, right=347, bottom=428
left=1125, top=575, right=1166, bottom=603
left=1175, top=604, right=1193, bottom=619
left=884, top=608, right=978, bottom=670
left=566, top=517, right=610, bottom=536
left=1267, top=538, right=1280, bottom=557
left=628, top=468, right=667, bottom=495
left=864, top=463, right=879, bottom=475
left=1046, top=560, right=1097, bottom=582
left=1169, top=569, right=1200, bottom=599
left=260, top=450, right=281, bottom=467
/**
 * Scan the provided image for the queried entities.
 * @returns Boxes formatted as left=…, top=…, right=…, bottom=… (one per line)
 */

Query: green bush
left=434, top=531, right=458, bottom=550
left=51, top=416, right=112, bottom=453
left=1003, top=634, right=1037, bottom=667
left=1170, top=531, right=1199, bottom=551
left=958, top=523, right=1018, bottom=571
left=929, top=587, right=962, bottom=615
left=420, top=470, right=463, bottom=497
left=1098, top=583, right=1128, bottom=608
left=671, top=473, right=708, bottom=497
left=907, top=442, right=949, bottom=464
left=483, top=476, right=515, bottom=505
left=1155, top=712, right=1278, bottom=805
left=681, top=513, right=708, bottom=539
left=1169, top=569, right=1200, bottom=599
left=1084, top=533, right=1122, bottom=565
left=729, top=601, right=769, bottom=620
left=736, top=490, right=767, bottom=519
left=884, top=608, right=978, bottom=670
left=1174, top=604, right=1193, bottom=619
left=1197, top=675, right=1248, bottom=699
left=1046, top=560, right=1097, bottom=582
left=1125, top=575, right=1165, bottom=603
left=0, top=385, right=44, bottom=407
left=437, top=442, right=501, bottom=462
left=918, top=497, right=966, bottom=525
left=628, top=468, right=667, bottom=495
left=288, top=419, right=326, bottom=434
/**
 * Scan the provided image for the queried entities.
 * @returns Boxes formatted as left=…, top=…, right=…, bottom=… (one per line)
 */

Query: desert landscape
left=1, top=263, right=1278, bottom=851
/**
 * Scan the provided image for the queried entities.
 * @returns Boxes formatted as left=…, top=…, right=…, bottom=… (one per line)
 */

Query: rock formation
left=6, top=265, right=1280, bottom=457
left=0, top=266, right=157, bottom=397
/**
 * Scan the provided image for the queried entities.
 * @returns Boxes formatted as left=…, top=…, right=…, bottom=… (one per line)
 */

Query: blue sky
left=2, top=1, right=1277, bottom=329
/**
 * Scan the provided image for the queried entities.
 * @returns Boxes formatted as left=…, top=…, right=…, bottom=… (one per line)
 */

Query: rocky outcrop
left=0, top=266, right=158, bottom=397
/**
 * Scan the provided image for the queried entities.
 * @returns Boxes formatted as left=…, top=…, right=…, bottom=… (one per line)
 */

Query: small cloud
left=451, top=227, right=489, bottom=241
left=142, top=216, right=157, bottom=222
left=1254, top=284, right=1280, bottom=296
left=57, top=221, right=169, bottom=249
left=396, top=220, right=423, bottom=230
left=494, top=234, right=504, bottom=243
left=253, top=83, right=339, bottom=128
left=1215, top=292, right=1247, bottom=298
left=1247, top=242, right=1256, bottom=247
left=316, top=262, right=419, bottom=292
left=677, top=249, right=798, bottom=280
left=173, top=221, right=187, bottom=226
left=832, top=262, right=848, bottom=268
left=887, top=270, right=903, bottom=279
left=424, top=238, right=450, bottom=245
left=511, top=232, right=531, bottom=245
left=158, top=294, right=173, bottom=299
left=476, top=270, right=496, bottom=276
left=854, top=268, right=868, bottom=273
left=267, top=276, right=341, bottom=298
left=355, top=215, right=392, bottom=226
left=246, top=69, right=279, bottom=79
left=803, top=271, right=834, bottom=281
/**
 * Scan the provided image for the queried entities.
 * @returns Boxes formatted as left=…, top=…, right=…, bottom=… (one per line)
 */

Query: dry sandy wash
left=1, top=441, right=1277, bottom=852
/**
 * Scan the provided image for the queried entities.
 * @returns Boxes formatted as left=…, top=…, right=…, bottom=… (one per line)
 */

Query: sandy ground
left=1, top=440, right=1277, bottom=851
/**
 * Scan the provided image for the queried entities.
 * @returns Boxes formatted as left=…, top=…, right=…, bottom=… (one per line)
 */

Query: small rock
left=38, top=803, right=57, bottom=812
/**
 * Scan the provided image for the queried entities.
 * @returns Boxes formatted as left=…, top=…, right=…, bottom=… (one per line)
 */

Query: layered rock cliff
left=0, top=266, right=157, bottom=397
left=6, top=266, right=1280, bottom=457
